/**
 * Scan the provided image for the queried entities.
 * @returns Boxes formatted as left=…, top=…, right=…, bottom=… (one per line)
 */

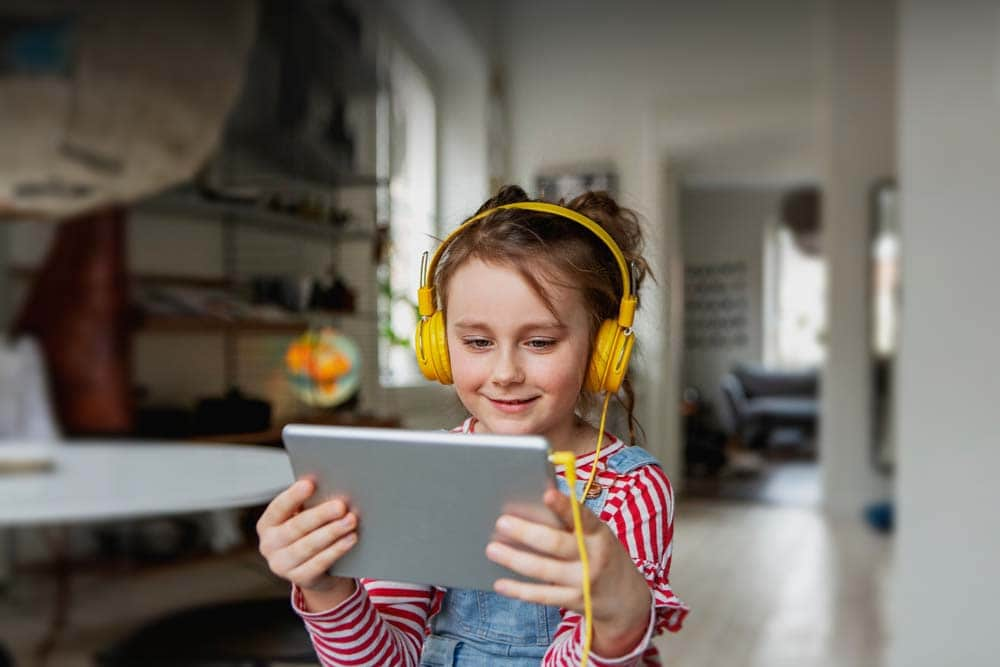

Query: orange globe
left=285, top=328, right=361, bottom=407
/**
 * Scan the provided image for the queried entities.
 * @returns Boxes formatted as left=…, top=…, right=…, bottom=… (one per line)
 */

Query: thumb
left=544, top=487, right=601, bottom=533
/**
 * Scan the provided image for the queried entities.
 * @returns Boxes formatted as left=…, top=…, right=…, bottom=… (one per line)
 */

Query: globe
left=285, top=327, right=361, bottom=407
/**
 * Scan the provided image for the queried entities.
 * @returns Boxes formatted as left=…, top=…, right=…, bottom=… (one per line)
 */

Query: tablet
left=281, top=424, right=560, bottom=591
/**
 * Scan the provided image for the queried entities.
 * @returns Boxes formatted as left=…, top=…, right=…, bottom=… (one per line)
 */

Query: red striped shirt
left=294, top=419, right=688, bottom=665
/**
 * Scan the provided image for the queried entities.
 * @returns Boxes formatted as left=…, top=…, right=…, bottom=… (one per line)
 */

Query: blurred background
left=0, top=0, right=996, bottom=666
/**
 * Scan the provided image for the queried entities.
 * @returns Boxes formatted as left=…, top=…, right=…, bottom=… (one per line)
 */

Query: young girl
left=257, top=186, right=688, bottom=665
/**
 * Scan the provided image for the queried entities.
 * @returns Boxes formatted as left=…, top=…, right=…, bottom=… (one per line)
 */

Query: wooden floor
left=654, top=499, right=892, bottom=667
left=2, top=497, right=892, bottom=667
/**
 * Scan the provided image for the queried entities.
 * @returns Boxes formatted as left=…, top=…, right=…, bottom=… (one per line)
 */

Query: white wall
left=890, top=2, right=1000, bottom=665
left=819, top=0, right=896, bottom=515
left=500, top=0, right=826, bottom=478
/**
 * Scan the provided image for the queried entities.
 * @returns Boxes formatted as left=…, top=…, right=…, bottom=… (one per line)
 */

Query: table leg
left=34, top=526, right=71, bottom=665
left=0, top=528, right=12, bottom=590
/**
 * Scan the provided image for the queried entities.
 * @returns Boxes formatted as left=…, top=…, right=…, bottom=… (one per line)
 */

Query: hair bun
left=565, top=190, right=650, bottom=291
left=474, top=185, right=529, bottom=214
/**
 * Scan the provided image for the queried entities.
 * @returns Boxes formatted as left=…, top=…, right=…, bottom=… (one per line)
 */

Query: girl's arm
left=293, top=578, right=440, bottom=666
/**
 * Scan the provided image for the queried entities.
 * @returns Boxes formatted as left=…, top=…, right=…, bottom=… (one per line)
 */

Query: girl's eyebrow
left=451, top=318, right=567, bottom=331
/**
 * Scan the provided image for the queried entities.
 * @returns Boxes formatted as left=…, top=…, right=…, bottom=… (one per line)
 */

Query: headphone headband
left=418, top=201, right=637, bottom=327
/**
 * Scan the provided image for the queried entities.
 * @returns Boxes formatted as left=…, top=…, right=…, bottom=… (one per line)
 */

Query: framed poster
left=536, top=165, right=617, bottom=202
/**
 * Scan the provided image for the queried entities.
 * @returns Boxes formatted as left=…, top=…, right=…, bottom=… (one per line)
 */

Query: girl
left=257, top=186, right=688, bottom=665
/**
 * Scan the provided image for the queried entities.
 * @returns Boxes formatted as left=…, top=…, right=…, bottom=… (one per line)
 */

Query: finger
left=286, top=532, right=359, bottom=585
left=485, top=541, right=580, bottom=587
left=545, top=488, right=603, bottom=534
left=494, top=515, right=578, bottom=560
left=257, top=478, right=315, bottom=532
left=493, top=578, right=582, bottom=610
left=277, top=497, right=349, bottom=546
left=276, top=511, right=358, bottom=573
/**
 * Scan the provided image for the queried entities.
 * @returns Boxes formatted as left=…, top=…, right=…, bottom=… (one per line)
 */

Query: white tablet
left=281, top=424, right=560, bottom=591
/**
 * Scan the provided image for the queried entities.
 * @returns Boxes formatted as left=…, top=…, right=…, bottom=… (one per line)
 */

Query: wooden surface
left=653, top=497, right=891, bottom=666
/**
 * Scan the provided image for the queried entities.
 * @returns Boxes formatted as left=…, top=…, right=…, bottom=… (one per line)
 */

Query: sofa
left=718, top=363, right=820, bottom=449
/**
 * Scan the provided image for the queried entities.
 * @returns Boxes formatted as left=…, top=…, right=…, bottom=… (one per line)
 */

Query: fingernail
left=496, top=516, right=512, bottom=531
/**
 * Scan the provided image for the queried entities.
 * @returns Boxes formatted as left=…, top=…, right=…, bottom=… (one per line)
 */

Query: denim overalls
left=419, top=446, right=659, bottom=666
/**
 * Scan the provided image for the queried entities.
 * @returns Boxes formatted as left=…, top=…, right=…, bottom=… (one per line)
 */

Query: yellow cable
left=579, top=391, right=613, bottom=503
left=549, top=450, right=592, bottom=667
left=548, top=390, right=615, bottom=666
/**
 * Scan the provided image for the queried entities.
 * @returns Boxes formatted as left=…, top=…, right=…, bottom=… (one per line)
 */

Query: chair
left=97, top=597, right=316, bottom=667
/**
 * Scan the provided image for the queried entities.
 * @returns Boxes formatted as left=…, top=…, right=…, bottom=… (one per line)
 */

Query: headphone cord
left=548, top=389, right=613, bottom=667
left=580, top=391, right=613, bottom=503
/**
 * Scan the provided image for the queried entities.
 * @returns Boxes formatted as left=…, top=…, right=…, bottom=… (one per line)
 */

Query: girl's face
left=445, top=259, right=591, bottom=448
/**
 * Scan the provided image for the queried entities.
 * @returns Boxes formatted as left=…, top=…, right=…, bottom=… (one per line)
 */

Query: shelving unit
left=126, top=178, right=387, bottom=422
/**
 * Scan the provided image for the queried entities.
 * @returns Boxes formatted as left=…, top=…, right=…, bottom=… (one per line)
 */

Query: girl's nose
left=491, top=348, right=525, bottom=386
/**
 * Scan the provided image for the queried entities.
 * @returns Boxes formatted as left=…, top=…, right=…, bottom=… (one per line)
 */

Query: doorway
left=678, top=184, right=825, bottom=508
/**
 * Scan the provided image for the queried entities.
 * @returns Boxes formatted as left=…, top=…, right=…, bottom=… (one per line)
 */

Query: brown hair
left=434, top=184, right=652, bottom=444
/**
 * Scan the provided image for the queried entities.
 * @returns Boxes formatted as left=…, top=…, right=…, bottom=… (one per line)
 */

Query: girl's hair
left=434, top=184, right=652, bottom=444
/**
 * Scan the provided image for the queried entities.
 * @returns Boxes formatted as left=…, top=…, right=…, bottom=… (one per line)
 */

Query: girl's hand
left=485, top=488, right=652, bottom=657
left=257, top=478, right=359, bottom=608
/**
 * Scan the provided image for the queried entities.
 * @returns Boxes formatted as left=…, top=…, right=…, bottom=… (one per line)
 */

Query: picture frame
left=536, top=165, right=618, bottom=202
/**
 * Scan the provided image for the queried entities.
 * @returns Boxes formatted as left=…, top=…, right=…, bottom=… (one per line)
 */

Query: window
left=377, top=41, right=437, bottom=387
left=765, top=223, right=827, bottom=368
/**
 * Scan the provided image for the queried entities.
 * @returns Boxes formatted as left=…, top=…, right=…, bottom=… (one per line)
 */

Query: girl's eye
left=463, top=338, right=493, bottom=350
left=526, top=339, right=556, bottom=350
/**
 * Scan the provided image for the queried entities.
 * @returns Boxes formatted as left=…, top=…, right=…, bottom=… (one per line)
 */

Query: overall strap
left=606, top=446, right=660, bottom=475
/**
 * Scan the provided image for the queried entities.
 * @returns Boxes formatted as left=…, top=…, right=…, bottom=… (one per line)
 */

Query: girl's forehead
left=445, top=259, right=585, bottom=323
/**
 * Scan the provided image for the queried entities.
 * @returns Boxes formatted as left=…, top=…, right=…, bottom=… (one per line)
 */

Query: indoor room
left=0, top=1, right=996, bottom=666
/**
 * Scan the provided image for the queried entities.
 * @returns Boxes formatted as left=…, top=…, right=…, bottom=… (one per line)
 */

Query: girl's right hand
left=256, top=478, right=359, bottom=606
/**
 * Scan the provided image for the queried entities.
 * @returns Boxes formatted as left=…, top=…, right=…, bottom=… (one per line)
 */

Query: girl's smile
left=486, top=395, right=540, bottom=413
left=444, top=258, right=595, bottom=454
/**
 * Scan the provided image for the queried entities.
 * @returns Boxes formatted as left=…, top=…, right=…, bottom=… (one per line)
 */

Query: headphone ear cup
left=414, top=316, right=438, bottom=382
left=425, top=310, right=453, bottom=385
left=587, top=320, right=618, bottom=393
left=586, top=319, right=635, bottom=393
left=604, top=327, right=634, bottom=393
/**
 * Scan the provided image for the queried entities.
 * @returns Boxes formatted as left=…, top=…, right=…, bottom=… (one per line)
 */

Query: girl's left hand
left=485, top=488, right=651, bottom=651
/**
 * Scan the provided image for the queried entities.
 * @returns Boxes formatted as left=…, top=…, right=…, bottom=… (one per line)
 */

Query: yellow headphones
left=414, top=201, right=638, bottom=393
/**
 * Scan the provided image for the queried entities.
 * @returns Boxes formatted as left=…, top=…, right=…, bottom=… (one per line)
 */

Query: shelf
left=136, top=310, right=377, bottom=334
left=138, top=189, right=378, bottom=242
left=8, top=267, right=233, bottom=289
left=138, top=314, right=308, bottom=334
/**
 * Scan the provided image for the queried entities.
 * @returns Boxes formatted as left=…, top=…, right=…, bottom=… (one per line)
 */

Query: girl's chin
left=475, top=415, right=542, bottom=436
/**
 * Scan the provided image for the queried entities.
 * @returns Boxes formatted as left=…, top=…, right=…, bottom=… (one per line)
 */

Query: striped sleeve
left=292, top=579, right=438, bottom=666
left=543, top=462, right=690, bottom=665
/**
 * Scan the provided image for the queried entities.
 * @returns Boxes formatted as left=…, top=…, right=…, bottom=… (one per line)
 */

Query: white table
left=0, top=442, right=295, bottom=527
left=0, top=441, right=295, bottom=663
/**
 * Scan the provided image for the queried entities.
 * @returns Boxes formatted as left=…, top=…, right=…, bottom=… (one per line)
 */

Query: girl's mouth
left=488, top=396, right=539, bottom=413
